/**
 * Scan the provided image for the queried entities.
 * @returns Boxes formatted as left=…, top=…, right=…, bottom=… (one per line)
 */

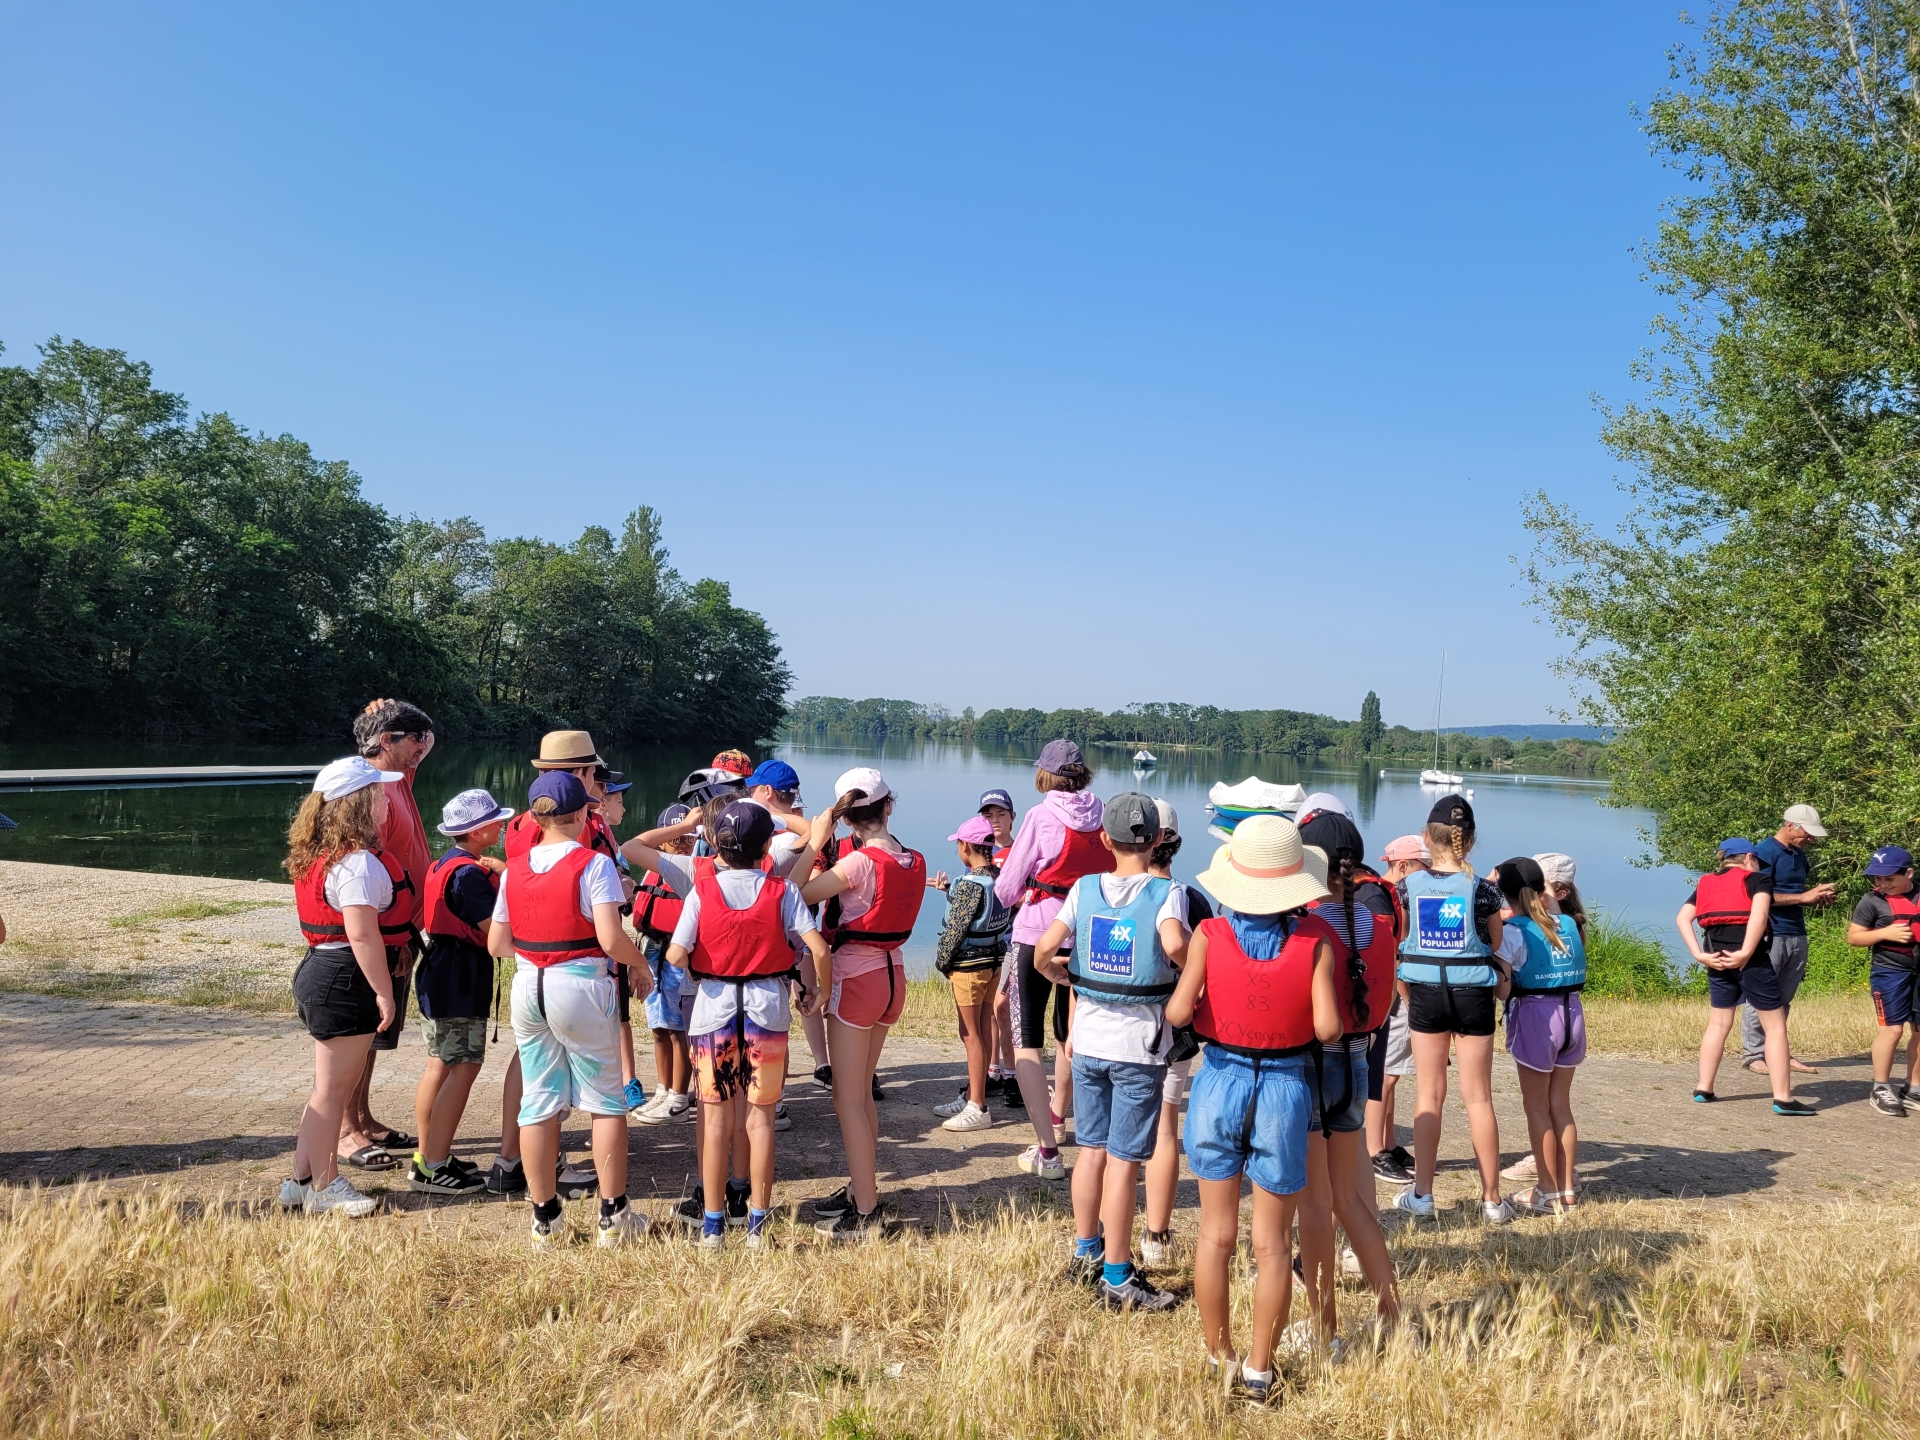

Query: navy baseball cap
left=1717, top=837, right=1758, bottom=857
left=1866, top=845, right=1913, bottom=876
left=655, top=802, right=692, bottom=827
left=528, top=771, right=589, bottom=814
left=747, top=759, right=801, bottom=793
left=978, top=788, right=1014, bottom=814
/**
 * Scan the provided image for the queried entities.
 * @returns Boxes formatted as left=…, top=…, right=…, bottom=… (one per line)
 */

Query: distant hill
left=1451, top=724, right=1612, bottom=742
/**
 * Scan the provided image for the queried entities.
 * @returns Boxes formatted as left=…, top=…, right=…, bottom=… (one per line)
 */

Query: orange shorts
left=829, top=961, right=906, bottom=1030
left=690, top=1021, right=789, bottom=1106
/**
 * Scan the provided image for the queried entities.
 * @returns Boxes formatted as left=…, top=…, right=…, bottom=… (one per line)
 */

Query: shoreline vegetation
left=0, top=339, right=788, bottom=745
left=783, top=695, right=1611, bottom=777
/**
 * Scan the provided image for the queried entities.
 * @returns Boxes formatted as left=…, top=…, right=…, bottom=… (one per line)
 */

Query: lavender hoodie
left=995, top=789, right=1106, bottom=946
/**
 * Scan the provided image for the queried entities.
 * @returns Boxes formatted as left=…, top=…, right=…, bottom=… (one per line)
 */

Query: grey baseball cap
left=1103, top=791, right=1163, bottom=846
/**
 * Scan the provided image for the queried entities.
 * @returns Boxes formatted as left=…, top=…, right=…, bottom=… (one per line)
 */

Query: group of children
left=281, top=729, right=1612, bottom=1389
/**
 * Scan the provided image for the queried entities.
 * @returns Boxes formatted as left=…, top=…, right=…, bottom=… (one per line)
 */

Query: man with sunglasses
left=333, top=699, right=437, bottom=1172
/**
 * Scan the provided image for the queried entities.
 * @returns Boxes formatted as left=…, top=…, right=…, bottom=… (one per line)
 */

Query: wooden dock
left=0, top=765, right=323, bottom=790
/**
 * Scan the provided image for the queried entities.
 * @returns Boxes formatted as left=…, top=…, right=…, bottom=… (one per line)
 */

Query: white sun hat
left=1197, top=815, right=1332, bottom=916
left=313, top=756, right=407, bottom=802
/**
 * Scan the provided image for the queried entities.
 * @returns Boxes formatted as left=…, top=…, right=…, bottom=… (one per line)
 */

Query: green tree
left=1524, top=0, right=1920, bottom=871
left=1358, top=691, right=1384, bottom=752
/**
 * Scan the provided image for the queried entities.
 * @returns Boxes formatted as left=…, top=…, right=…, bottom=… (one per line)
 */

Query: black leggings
left=1009, top=942, right=1072, bottom=1050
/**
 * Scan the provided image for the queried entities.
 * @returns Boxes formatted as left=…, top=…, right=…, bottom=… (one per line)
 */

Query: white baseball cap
left=1783, top=803, right=1828, bottom=837
left=313, top=756, right=406, bottom=802
left=834, top=766, right=893, bottom=808
left=1154, top=799, right=1179, bottom=838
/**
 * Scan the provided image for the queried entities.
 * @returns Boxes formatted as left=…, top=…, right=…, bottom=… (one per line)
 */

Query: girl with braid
left=1294, top=810, right=1400, bottom=1339
left=1392, top=796, right=1512, bottom=1223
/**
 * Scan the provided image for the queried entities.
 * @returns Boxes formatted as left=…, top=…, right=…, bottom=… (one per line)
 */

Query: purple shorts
left=1505, top=993, right=1586, bottom=1072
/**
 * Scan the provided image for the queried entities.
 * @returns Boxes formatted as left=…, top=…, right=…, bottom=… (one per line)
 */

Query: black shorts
left=1405, top=980, right=1497, bottom=1038
left=1009, top=943, right=1072, bottom=1050
left=293, top=947, right=383, bottom=1041
left=1365, top=1019, right=1389, bottom=1102
left=1707, top=957, right=1783, bottom=1011
left=368, top=948, right=411, bottom=1051
left=617, top=964, right=632, bottom=1023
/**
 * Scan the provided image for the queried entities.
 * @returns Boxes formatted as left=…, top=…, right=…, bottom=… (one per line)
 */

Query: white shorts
left=511, top=958, right=625, bottom=1124
left=1162, top=1056, right=1192, bottom=1108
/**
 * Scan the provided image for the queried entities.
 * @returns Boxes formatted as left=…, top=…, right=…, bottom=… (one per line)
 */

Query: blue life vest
left=1066, top=874, right=1179, bottom=1001
left=945, top=871, right=1012, bottom=972
left=1397, top=869, right=1498, bottom=988
left=1507, top=913, right=1586, bottom=994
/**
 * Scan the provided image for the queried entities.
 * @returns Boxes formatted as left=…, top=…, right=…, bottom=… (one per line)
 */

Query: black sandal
left=370, top=1130, right=417, bottom=1151
left=338, top=1144, right=398, bottom=1171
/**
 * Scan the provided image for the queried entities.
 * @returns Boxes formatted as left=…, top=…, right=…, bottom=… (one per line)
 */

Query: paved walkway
left=1, top=995, right=1912, bottom=1222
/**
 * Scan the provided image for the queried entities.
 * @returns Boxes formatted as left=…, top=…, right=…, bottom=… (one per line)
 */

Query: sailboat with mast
left=1419, top=652, right=1465, bottom=789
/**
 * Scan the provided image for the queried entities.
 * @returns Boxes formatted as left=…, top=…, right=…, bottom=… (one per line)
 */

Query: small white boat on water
left=1132, top=749, right=1157, bottom=769
left=1419, top=768, right=1464, bottom=786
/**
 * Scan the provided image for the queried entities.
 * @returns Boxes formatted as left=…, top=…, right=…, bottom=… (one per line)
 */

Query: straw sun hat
left=1198, top=815, right=1332, bottom=915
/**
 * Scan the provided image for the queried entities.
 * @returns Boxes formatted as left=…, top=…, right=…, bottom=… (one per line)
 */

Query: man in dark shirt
left=1749, top=805, right=1837, bottom=1074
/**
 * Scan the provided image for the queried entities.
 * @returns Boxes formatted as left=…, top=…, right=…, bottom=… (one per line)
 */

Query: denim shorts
left=1070, top=1053, right=1166, bottom=1163
left=1305, top=1040, right=1368, bottom=1134
left=1183, top=1047, right=1310, bottom=1197
left=643, top=942, right=688, bottom=1033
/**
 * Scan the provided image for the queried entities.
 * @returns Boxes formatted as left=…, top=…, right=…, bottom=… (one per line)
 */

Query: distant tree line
left=783, top=694, right=1609, bottom=776
left=0, top=338, right=789, bottom=744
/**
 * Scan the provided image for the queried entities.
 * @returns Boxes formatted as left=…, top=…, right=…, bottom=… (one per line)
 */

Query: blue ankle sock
left=748, top=1207, right=770, bottom=1232
left=1103, top=1260, right=1134, bottom=1287
left=703, top=1209, right=725, bottom=1236
left=1074, top=1235, right=1102, bottom=1260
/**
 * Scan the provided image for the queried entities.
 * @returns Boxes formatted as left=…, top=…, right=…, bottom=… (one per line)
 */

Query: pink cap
left=948, top=815, right=997, bottom=845
left=1381, top=834, right=1432, bottom=863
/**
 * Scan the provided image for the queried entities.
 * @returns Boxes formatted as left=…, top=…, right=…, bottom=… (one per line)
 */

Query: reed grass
left=0, top=1184, right=1912, bottom=1437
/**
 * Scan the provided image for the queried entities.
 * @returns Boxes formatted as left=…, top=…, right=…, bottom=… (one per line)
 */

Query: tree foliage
left=0, top=338, right=789, bottom=744
left=1525, top=0, right=1920, bottom=872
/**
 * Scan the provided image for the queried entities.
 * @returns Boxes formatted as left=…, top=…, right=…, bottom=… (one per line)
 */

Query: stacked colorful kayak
left=1205, top=777, right=1307, bottom=841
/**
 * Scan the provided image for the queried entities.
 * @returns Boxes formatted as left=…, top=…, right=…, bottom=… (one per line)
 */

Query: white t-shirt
left=1055, top=873, right=1190, bottom=1066
left=491, top=841, right=627, bottom=959
left=766, top=828, right=808, bottom=879
left=670, top=865, right=817, bottom=1034
left=1496, top=920, right=1527, bottom=971
left=316, top=851, right=396, bottom=948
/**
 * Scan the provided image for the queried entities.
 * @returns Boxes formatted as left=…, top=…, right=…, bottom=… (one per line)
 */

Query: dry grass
left=1586, top=992, right=1875, bottom=1063
left=0, top=1185, right=1914, bottom=1438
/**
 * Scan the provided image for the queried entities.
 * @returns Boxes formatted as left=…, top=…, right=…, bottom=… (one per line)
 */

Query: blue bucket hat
left=437, top=788, right=515, bottom=836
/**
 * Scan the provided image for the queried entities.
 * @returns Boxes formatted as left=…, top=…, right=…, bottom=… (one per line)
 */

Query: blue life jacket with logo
left=1397, top=869, right=1497, bottom=988
left=945, top=870, right=1012, bottom=973
left=1507, top=913, right=1586, bottom=994
left=1066, top=874, right=1179, bottom=1002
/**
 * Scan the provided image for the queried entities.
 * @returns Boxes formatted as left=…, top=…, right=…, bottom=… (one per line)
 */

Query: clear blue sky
left=0, top=3, right=1690, bottom=729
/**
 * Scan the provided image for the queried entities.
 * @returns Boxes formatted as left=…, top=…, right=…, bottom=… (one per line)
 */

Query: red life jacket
left=295, top=849, right=417, bottom=949
left=504, top=846, right=606, bottom=966
left=1192, top=912, right=1336, bottom=1057
left=1313, top=900, right=1395, bottom=1035
left=504, top=811, right=541, bottom=862
left=583, top=810, right=620, bottom=863
left=687, top=866, right=795, bottom=979
left=829, top=842, right=928, bottom=954
left=634, top=870, right=685, bottom=942
left=1025, top=823, right=1114, bottom=904
left=1353, top=866, right=1407, bottom=944
left=1878, top=891, right=1920, bottom=965
left=1694, top=868, right=1759, bottom=930
left=421, top=850, right=495, bottom=947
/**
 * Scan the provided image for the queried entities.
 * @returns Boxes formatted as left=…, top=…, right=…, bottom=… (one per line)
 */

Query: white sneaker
left=942, top=1101, right=992, bottom=1132
left=278, top=1178, right=311, bottom=1209
left=530, top=1213, right=570, bottom=1248
left=1500, top=1152, right=1537, bottom=1181
left=774, top=1102, right=792, bottom=1132
left=634, top=1090, right=677, bottom=1126
left=1276, top=1320, right=1317, bottom=1364
left=1482, top=1198, right=1517, bottom=1226
left=1391, top=1187, right=1435, bottom=1219
left=669, top=1094, right=697, bottom=1123
left=1339, top=1246, right=1363, bottom=1278
left=305, top=1174, right=376, bottom=1218
left=596, top=1206, right=651, bottom=1247
left=1140, top=1230, right=1176, bottom=1268
left=1016, top=1144, right=1066, bottom=1180
left=933, top=1091, right=970, bottom=1118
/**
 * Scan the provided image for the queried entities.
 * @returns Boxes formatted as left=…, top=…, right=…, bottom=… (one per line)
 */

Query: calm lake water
left=0, top=737, right=1690, bottom=972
